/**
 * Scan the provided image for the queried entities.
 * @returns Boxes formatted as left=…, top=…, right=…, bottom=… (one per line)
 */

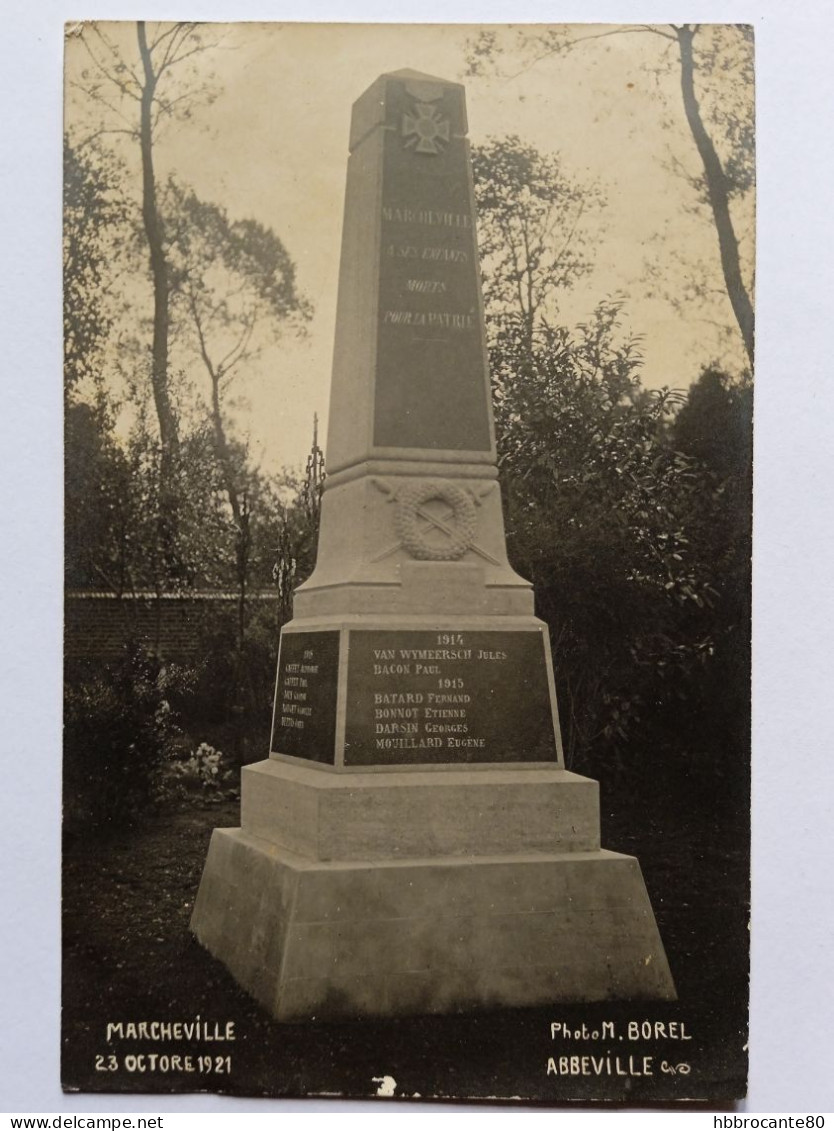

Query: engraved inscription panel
left=344, top=630, right=558, bottom=766
left=374, top=79, right=492, bottom=452
left=270, top=631, right=340, bottom=763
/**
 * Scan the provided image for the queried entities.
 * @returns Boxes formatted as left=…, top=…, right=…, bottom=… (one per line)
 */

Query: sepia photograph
left=58, top=19, right=755, bottom=1105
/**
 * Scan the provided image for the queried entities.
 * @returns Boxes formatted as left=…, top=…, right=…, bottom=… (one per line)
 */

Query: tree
left=161, top=180, right=312, bottom=653
left=69, top=21, right=219, bottom=521
left=467, top=23, right=755, bottom=368
left=471, top=142, right=719, bottom=764
left=67, top=22, right=314, bottom=609
left=65, top=399, right=134, bottom=592
left=672, top=365, right=752, bottom=688
left=63, top=137, right=128, bottom=403
left=673, top=366, right=753, bottom=482
left=471, top=136, right=605, bottom=350
left=674, top=25, right=754, bottom=365
left=490, top=302, right=717, bottom=768
left=300, top=413, right=326, bottom=539
left=64, top=25, right=323, bottom=765
left=272, top=417, right=326, bottom=622
left=65, top=399, right=232, bottom=599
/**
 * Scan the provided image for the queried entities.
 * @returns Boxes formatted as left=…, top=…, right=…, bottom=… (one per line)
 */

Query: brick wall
left=64, top=591, right=283, bottom=662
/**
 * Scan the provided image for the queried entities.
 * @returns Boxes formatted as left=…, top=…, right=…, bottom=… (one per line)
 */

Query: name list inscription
left=344, top=630, right=558, bottom=766
left=270, top=631, right=339, bottom=764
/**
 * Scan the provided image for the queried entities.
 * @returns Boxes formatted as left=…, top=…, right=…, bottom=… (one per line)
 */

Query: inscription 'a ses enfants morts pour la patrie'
left=381, top=208, right=477, bottom=332
left=373, top=79, right=492, bottom=454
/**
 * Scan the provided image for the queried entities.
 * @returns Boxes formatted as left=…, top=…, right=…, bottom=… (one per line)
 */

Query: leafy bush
left=490, top=304, right=728, bottom=775
left=185, top=598, right=280, bottom=738
left=155, top=742, right=236, bottom=804
left=63, top=644, right=193, bottom=833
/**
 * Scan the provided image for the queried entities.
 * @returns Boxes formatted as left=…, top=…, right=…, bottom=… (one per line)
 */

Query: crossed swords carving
left=370, top=478, right=500, bottom=565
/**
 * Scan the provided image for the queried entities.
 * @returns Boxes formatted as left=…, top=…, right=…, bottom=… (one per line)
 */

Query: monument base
left=191, top=761, right=676, bottom=1019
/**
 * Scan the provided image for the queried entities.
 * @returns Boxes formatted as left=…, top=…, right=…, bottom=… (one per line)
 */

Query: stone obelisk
left=191, top=70, right=676, bottom=1019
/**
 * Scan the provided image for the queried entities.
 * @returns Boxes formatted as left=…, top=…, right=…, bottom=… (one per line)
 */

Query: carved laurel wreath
left=394, top=479, right=477, bottom=561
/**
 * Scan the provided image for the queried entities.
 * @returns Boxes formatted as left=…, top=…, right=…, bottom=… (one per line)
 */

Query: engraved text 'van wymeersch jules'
left=191, top=69, right=676, bottom=1020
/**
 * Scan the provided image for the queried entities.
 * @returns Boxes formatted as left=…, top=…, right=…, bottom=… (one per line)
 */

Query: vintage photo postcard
left=62, top=21, right=753, bottom=1104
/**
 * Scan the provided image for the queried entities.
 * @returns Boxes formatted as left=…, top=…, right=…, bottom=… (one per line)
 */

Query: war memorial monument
left=191, top=69, right=676, bottom=1019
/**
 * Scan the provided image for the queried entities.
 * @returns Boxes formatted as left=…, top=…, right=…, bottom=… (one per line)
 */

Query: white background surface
left=1, top=0, right=832, bottom=1115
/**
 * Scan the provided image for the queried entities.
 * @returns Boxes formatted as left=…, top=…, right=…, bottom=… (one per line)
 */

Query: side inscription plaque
left=344, top=629, right=558, bottom=766
left=270, top=630, right=340, bottom=763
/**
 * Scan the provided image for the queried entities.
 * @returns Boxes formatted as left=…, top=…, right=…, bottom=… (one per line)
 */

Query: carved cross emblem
left=402, top=102, right=451, bottom=155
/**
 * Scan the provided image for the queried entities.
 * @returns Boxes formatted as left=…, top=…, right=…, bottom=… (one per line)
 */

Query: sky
left=65, top=22, right=754, bottom=473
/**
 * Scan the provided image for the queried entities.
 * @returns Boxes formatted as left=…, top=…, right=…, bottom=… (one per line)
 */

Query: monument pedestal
left=192, top=761, right=675, bottom=1020
left=191, top=68, right=676, bottom=1017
